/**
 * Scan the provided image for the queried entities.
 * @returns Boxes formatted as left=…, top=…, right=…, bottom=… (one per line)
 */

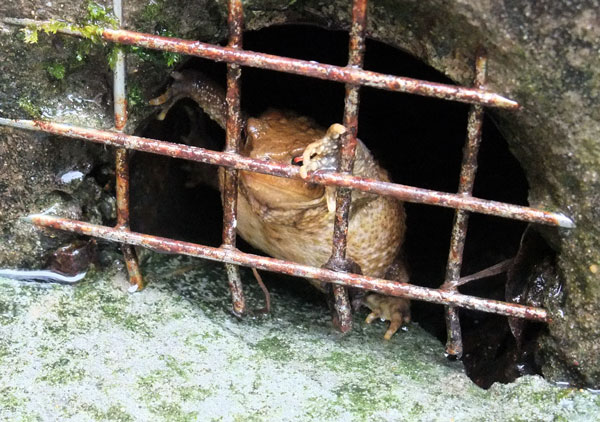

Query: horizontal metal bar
left=25, top=214, right=550, bottom=322
left=4, top=17, right=519, bottom=109
left=0, top=117, right=574, bottom=228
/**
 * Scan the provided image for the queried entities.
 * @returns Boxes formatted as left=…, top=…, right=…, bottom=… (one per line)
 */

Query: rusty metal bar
left=220, top=0, right=246, bottom=316
left=3, top=17, right=519, bottom=110
left=112, top=0, right=143, bottom=291
left=327, top=0, right=369, bottom=333
left=25, top=214, right=550, bottom=322
left=442, top=51, right=488, bottom=357
left=0, top=117, right=575, bottom=228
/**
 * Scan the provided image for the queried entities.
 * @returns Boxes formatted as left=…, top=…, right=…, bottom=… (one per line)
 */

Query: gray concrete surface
left=1, top=253, right=598, bottom=421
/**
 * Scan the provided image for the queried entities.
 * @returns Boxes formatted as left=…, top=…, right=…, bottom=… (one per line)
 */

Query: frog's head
left=240, top=110, right=328, bottom=210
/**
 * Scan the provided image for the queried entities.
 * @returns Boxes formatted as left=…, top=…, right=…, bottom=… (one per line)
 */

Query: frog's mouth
left=240, top=170, right=326, bottom=209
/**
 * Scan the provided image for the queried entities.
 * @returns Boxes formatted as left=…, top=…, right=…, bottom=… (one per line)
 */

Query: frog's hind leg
left=149, top=70, right=229, bottom=129
left=148, top=71, right=186, bottom=120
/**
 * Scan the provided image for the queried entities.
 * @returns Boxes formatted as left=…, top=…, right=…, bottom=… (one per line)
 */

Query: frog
left=150, top=69, right=411, bottom=339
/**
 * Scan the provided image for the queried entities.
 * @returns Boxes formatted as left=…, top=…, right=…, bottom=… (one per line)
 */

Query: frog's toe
left=383, top=311, right=404, bottom=340
left=364, top=294, right=411, bottom=340
left=365, top=310, right=380, bottom=324
left=299, top=124, right=345, bottom=178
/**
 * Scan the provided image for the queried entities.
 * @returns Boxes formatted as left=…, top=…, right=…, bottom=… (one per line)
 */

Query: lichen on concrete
left=1, top=0, right=600, bottom=395
left=0, top=253, right=598, bottom=421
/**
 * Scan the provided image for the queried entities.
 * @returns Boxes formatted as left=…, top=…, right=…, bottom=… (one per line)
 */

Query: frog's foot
left=364, top=293, right=411, bottom=340
left=299, top=124, right=345, bottom=177
left=296, top=124, right=382, bottom=212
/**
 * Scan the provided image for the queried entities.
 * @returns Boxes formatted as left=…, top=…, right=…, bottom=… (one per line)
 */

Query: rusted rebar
left=3, top=17, right=519, bottom=110
left=327, top=0, right=369, bottom=333
left=0, top=117, right=575, bottom=229
left=442, top=51, right=488, bottom=357
left=26, top=214, right=551, bottom=322
left=219, top=0, right=246, bottom=316
left=0, top=6, right=575, bottom=355
left=112, top=0, right=143, bottom=291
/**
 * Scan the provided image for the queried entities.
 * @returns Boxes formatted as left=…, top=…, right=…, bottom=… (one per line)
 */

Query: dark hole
left=132, top=24, right=540, bottom=388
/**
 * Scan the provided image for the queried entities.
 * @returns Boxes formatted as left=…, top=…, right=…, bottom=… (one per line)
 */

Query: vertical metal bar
left=325, top=0, right=368, bottom=333
left=442, top=50, right=488, bottom=357
left=221, top=0, right=246, bottom=316
left=113, top=0, right=143, bottom=291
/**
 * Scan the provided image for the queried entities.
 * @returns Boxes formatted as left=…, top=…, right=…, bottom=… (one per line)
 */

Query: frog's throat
left=240, top=177, right=329, bottom=211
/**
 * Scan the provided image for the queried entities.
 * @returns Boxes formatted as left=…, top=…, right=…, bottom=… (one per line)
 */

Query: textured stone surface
left=1, top=0, right=599, bottom=387
left=1, top=254, right=599, bottom=421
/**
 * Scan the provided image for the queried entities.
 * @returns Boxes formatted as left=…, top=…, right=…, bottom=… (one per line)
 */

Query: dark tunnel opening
left=131, top=24, right=544, bottom=388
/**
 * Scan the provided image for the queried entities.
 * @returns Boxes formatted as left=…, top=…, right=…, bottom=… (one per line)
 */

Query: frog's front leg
left=363, top=258, right=412, bottom=340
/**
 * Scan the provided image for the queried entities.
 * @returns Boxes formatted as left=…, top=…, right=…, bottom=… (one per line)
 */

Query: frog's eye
left=291, top=156, right=303, bottom=166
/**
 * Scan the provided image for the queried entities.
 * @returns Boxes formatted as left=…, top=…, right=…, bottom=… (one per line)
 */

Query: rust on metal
left=3, top=18, right=519, bottom=110
left=251, top=267, right=271, bottom=314
left=26, top=214, right=551, bottom=323
left=121, top=243, right=144, bottom=290
left=114, top=148, right=130, bottom=228
left=327, top=0, right=369, bottom=334
left=111, top=0, right=143, bottom=291
left=0, top=9, right=577, bottom=339
left=220, top=0, right=246, bottom=316
left=0, top=117, right=575, bottom=228
left=114, top=98, right=128, bottom=131
left=442, top=51, right=488, bottom=358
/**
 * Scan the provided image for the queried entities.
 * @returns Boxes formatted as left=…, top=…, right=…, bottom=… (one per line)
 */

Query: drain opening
left=131, top=24, right=549, bottom=388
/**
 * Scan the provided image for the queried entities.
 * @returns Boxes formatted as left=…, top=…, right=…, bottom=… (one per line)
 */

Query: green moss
left=21, top=27, right=38, bottom=44
left=0, top=387, right=29, bottom=412
left=125, top=38, right=181, bottom=68
left=183, top=334, right=209, bottom=353
left=38, top=357, right=87, bottom=385
left=131, top=0, right=183, bottom=68
left=177, top=385, right=212, bottom=402
left=232, top=412, right=268, bottom=422
left=18, top=1, right=119, bottom=76
left=0, top=341, right=10, bottom=364
left=86, top=1, right=118, bottom=27
left=18, top=97, right=42, bottom=119
left=528, top=388, right=574, bottom=405
left=332, top=378, right=399, bottom=421
left=99, top=299, right=150, bottom=335
left=408, top=402, right=425, bottom=417
left=0, top=297, right=17, bottom=325
left=127, top=82, right=146, bottom=110
left=149, top=401, right=199, bottom=422
left=106, top=45, right=122, bottom=70
left=137, top=368, right=208, bottom=420
left=79, top=403, right=134, bottom=422
left=322, top=350, right=376, bottom=373
left=253, top=336, right=293, bottom=362
left=302, top=400, right=340, bottom=421
left=141, top=0, right=164, bottom=22
left=161, top=354, right=191, bottom=379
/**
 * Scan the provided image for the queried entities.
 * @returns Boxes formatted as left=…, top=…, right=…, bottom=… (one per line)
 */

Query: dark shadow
left=131, top=24, right=535, bottom=388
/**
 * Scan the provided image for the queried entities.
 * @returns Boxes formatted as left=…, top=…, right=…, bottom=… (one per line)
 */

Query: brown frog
left=150, top=70, right=411, bottom=339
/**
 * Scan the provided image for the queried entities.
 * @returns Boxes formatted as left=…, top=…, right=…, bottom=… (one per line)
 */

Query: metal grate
left=1, top=0, right=574, bottom=357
